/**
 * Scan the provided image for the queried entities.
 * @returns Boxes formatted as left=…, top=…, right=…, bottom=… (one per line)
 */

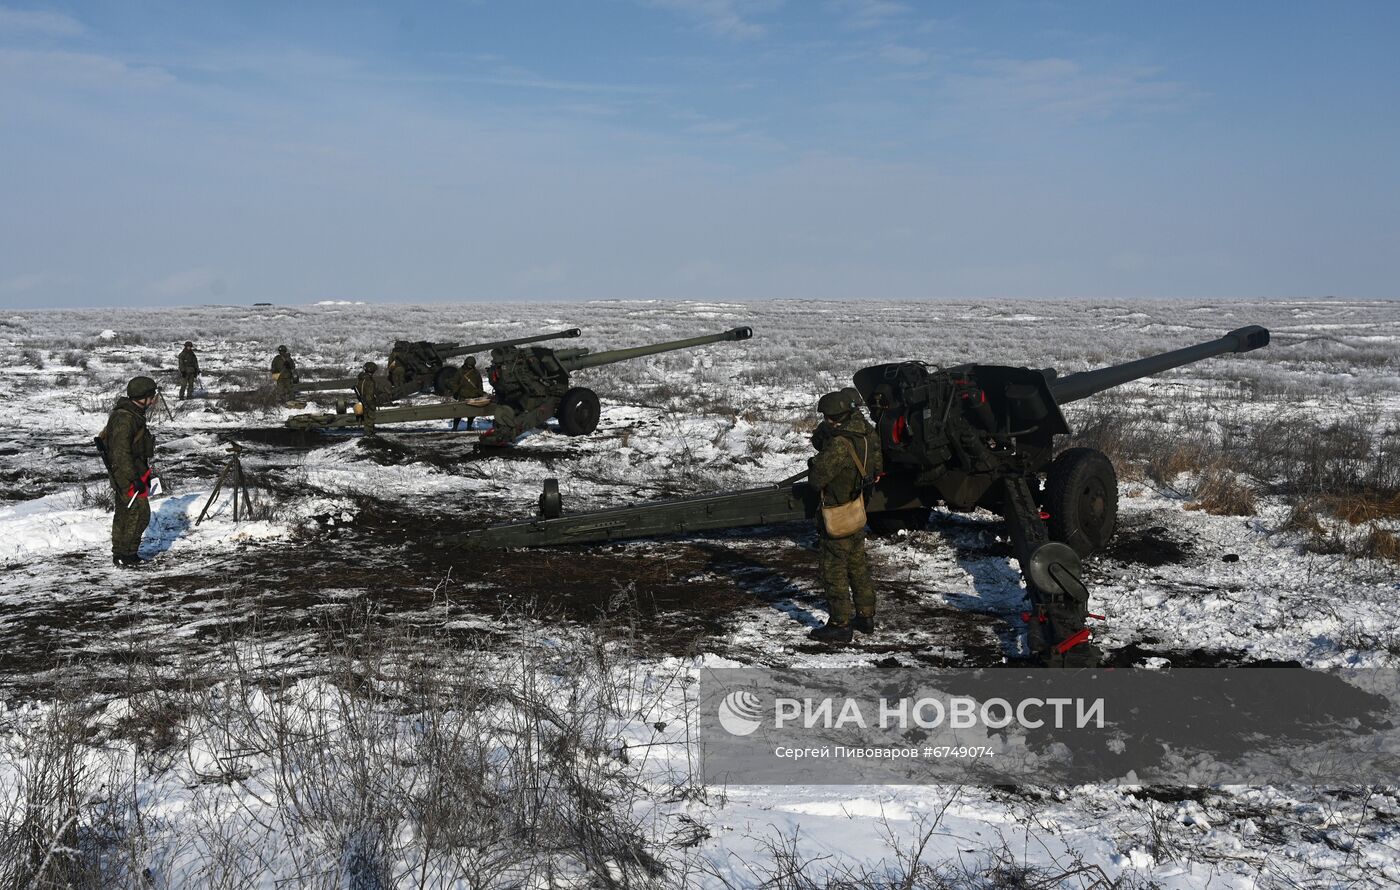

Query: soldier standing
left=479, top=347, right=565, bottom=446
left=450, top=355, right=485, bottom=431
left=176, top=341, right=199, bottom=399
left=100, top=376, right=158, bottom=567
left=807, top=390, right=883, bottom=643
left=270, top=345, right=298, bottom=397
left=357, top=361, right=381, bottom=436
left=387, top=341, right=409, bottom=388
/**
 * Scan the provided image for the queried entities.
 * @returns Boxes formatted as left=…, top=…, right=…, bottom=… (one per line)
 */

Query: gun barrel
left=1048, top=325, right=1269, bottom=404
left=559, top=326, right=753, bottom=371
left=454, top=478, right=809, bottom=548
left=435, top=328, right=581, bottom=360
left=293, top=376, right=361, bottom=393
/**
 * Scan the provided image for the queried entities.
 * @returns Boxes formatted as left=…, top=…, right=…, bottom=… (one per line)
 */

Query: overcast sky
left=2, top=1, right=1398, bottom=308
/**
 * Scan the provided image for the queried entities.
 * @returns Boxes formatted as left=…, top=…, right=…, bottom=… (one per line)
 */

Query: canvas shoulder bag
left=819, top=436, right=869, bottom=538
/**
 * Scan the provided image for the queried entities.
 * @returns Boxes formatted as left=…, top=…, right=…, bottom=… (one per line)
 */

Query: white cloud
left=945, top=57, right=1188, bottom=121
left=645, top=0, right=772, bottom=40
left=0, top=6, right=83, bottom=36
left=0, top=48, right=175, bottom=90
left=829, top=0, right=909, bottom=31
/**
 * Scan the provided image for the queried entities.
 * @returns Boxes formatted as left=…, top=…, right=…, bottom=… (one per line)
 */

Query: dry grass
left=1185, top=468, right=1258, bottom=516
left=1320, top=492, right=1400, bottom=525
left=1360, top=527, right=1400, bottom=562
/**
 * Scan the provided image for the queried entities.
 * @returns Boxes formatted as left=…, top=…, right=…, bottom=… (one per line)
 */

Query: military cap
left=464, top=356, right=477, bottom=367
left=363, top=361, right=378, bottom=373
left=126, top=375, right=158, bottom=399
left=817, top=390, right=858, bottom=418
left=489, top=347, right=507, bottom=363
left=183, top=341, right=194, bottom=349
left=277, top=345, right=289, bottom=354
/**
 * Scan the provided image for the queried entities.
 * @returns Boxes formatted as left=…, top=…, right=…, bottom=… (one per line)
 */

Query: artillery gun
left=451, top=326, right=1271, bottom=665
left=286, top=326, right=755, bottom=434
left=292, top=328, right=582, bottom=401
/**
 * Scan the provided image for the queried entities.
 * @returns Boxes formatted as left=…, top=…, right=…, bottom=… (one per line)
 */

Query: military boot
left=851, top=615, right=876, bottom=635
left=809, top=621, right=853, bottom=643
left=112, top=554, right=145, bottom=568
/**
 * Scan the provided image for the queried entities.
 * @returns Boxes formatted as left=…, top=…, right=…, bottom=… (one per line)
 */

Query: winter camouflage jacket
left=357, top=372, right=382, bottom=408
left=451, top=365, right=485, bottom=400
left=178, top=347, right=199, bottom=377
left=808, top=414, right=882, bottom=507
left=101, top=398, right=155, bottom=491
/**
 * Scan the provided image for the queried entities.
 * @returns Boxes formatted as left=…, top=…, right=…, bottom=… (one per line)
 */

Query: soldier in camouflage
left=807, top=389, right=883, bottom=643
left=449, top=355, right=485, bottom=431
left=177, top=341, right=199, bottom=399
left=479, top=347, right=565, bottom=446
left=270, top=345, right=298, bottom=397
left=387, top=341, right=409, bottom=388
left=101, top=376, right=159, bottom=567
left=356, top=361, right=381, bottom=437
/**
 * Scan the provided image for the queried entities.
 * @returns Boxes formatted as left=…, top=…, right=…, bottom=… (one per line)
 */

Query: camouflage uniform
left=177, top=343, right=199, bottom=399
left=101, top=385, right=156, bottom=563
left=271, top=347, right=297, bottom=397
left=357, top=364, right=381, bottom=436
left=808, top=412, right=883, bottom=627
left=449, top=358, right=486, bottom=431
left=481, top=347, right=565, bottom=446
left=387, top=342, right=409, bottom=388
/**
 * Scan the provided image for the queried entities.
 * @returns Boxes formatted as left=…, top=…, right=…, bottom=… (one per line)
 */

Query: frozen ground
left=0, top=298, right=1397, bottom=886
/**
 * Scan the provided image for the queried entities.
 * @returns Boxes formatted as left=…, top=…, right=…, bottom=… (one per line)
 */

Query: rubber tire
left=867, top=507, right=932, bottom=537
left=539, top=478, right=563, bottom=518
left=557, top=387, right=601, bottom=436
left=1045, top=447, right=1118, bottom=558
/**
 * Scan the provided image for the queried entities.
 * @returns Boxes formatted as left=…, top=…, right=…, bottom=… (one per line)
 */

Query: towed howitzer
left=292, top=328, right=582, bottom=400
left=450, top=326, right=1271, bottom=664
left=286, top=326, right=755, bottom=434
left=489, top=326, right=754, bottom=437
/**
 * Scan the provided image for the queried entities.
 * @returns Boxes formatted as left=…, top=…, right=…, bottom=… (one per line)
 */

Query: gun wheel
left=1045, top=447, right=1118, bottom=558
left=557, top=387, right=601, bottom=436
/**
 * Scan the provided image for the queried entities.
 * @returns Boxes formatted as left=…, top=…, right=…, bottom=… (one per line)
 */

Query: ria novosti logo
left=715, top=690, right=1106, bottom=736
left=717, top=689, right=764, bottom=736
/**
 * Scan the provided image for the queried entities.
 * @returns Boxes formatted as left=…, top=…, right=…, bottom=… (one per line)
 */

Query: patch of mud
left=231, top=426, right=335, bottom=449
left=1101, top=521, right=1193, bottom=566
left=1106, top=640, right=1303, bottom=668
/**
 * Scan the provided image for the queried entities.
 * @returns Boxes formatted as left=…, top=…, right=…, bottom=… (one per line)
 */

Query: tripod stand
left=196, top=442, right=256, bottom=525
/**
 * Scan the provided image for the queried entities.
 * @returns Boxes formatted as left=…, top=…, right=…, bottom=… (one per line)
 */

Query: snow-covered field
left=0, top=298, right=1397, bottom=887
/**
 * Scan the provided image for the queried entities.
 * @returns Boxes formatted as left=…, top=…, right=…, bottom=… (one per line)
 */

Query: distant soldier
left=176, top=341, right=199, bottom=399
left=387, top=340, right=409, bottom=388
left=99, top=376, right=158, bottom=567
left=449, top=355, right=486, bottom=431
left=480, top=346, right=566, bottom=447
left=357, top=361, right=381, bottom=436
left=807, top=390, right=883, bottom=643
left=270, top=345, right=298, bottom=397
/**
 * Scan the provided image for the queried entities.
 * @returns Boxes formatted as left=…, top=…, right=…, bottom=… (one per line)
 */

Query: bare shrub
left=1186, top=468, right=1258, bottom=516
left=73, top=481, right=114, bottom=512
left=217, top=386, right=289, bottom=413
left=1359, top=527, right=1400, bottom=562
left=0, top=682, right=101, bottom=888
left=1322, top=491, right=1400, bottom=525
left=1281, top=501, right=1327, bottom=538
left=65, top=350, right=90, bottom=369
left=20, top=347, right=45, bottom=369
